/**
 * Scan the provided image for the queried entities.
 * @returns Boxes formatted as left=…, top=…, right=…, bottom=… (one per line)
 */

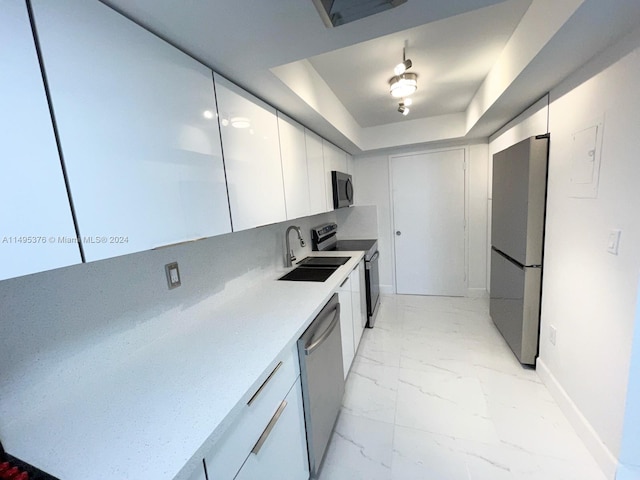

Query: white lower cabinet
left=351, top=261, right=367, bottom=352
left=234, top=379, right=308, bottom=480
left=338, top=274, right=355, bottom=380
left=202, top=344, right=307, bottom=480
left=338, top=260, right=368, bottom=379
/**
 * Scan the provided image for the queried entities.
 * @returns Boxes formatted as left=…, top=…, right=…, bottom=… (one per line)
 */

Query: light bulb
left=389, top=73, right=417, bottom=98
left=403, top=98, right=413, bottom=106
left=402, top=107, right=410, bottom=116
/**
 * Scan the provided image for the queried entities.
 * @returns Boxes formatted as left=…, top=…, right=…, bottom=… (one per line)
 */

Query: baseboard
left=537, top=359, right=618, bottom=479
left=467, top=288, right=488, bottom=298
left=380, top=284, right=394, bottom=295
left=381, top=286, right=488, bottom=297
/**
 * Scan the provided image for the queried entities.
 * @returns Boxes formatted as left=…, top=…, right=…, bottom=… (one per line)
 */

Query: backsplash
left=0, top=207, right=376, bottom=394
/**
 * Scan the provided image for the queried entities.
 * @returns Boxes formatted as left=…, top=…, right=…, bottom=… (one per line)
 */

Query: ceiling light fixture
left=389, top=73, right=417, bottom=98
left=389, top=47, right=417, bottom=99
left=398, top=102, right=410, bottom=116
left=394, top=55, right=412, bottom=75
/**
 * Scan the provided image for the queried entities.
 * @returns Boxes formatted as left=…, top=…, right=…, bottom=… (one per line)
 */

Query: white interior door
left=392, top=149, right=466, bottom=296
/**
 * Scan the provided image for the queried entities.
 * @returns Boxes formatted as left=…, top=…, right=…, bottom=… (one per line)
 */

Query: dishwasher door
left=297, top=293, right=344, bottom=478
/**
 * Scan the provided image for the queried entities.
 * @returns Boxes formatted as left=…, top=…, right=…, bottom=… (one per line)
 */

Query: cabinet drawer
left=204, top=343, right=300, bottom=480
left=234, top=379, right=309, bottom=480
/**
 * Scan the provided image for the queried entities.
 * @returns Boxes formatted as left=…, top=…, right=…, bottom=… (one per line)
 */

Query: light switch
left=607, top=230, right=621, bottom=255
left=165, top=262, right=181, bottom=289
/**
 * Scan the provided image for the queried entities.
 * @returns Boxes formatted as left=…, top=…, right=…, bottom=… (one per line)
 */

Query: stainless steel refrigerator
left=490, top=135, right=549, bottom=366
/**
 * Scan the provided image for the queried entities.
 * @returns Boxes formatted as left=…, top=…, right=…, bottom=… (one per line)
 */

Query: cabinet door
left=204, top=344, right=300, bottom=480
left=351, top=262, right=366, bottom=352
left=305, top=129, right=327, bottom=215
left=0, top=1, right=81, bottom=280
left=31, top=0, right=231, bottom=262
left=234, top=380, right=309, bottom=480
left=323, top=140, right=348, bottom=210
left=278, top=113, right=310, bottom=220
left=338, top=276, right=354, bottom=379
left=214, top=75, right=286, bottom=231
left=346, top=152, right=355, bottom=176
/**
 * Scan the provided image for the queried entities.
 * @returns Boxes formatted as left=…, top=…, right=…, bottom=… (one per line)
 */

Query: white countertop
left=2, top=251, right=364, bottom=480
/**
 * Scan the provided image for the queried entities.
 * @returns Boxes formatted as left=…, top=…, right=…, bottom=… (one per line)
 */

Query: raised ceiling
left=100, top=0, right=640, bottom=153
left=307, top=0, right=532, bottom=127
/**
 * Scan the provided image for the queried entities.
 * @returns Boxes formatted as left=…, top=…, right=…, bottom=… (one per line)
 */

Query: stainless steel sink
left=296, top=256, right=350, bottom=267
left=278, top=256, right=351, bottom=282
left=278, top=266, right=339, bottom=282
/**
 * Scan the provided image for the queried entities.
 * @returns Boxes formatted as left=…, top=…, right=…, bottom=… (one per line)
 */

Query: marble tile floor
left=317, top=294, right=607, bottom=480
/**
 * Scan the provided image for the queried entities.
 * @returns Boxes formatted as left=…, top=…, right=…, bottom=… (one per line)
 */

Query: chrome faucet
left=285, top=225, right=306, bottom=267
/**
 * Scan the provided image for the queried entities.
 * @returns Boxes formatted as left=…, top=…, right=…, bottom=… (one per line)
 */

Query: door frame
left=388, top=146, right=470, bottom=295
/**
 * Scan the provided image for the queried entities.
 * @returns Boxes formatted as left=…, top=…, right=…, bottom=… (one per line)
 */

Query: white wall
left=488, top=26, right=640, bottom=479
left=353, top=152, right=394, bottom=293
left=354, top=143, right=489, bottom=296
left=0, top=211, right=338, bottom=399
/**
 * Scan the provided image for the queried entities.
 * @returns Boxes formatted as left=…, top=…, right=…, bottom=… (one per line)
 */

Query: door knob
left=396, top=231, right=401, bottom=236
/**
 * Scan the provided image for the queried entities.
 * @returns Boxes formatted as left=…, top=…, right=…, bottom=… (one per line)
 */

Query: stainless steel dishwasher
left=297, top=293, right=344, bottom=478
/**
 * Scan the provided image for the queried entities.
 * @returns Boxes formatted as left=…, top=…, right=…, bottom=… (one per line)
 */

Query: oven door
left=365, top=251, right=380, bottom=327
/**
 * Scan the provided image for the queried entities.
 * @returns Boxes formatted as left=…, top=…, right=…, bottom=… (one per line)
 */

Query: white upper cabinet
left=0, top=1, right=81, bottom=280
left=346, top=152, right=355, bottom=176
left=305, top=129, right=328, bottom=215
left=214, top=74, right=286, bottom=231
left=322, top=140, right=348, bottom=210
left=30, top=0, right=231, bottom=262
left=278, top=113, right=310, bottom=220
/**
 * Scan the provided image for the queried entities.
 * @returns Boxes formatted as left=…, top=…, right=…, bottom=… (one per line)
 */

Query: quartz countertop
left=2, top=251, right=364, bottom=480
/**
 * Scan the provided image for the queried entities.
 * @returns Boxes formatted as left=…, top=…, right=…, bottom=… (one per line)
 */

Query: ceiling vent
left=312, top=0, right=408, bottom=27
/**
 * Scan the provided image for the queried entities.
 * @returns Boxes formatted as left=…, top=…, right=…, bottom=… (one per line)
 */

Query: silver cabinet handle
left=396, top=231, right=401, bottom=236
left=247, top=361, right=282, bottom=406
left=251, top=400, right=288, bottom=455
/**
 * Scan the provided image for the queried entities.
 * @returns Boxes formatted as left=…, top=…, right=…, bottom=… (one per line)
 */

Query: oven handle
left=366, top=251, right=379, bottom=267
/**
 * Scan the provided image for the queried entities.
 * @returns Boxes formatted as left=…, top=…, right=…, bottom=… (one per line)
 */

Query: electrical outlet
left=549, top=325, right=557, bottom=345
left=165, top=262, right=181, bottom=289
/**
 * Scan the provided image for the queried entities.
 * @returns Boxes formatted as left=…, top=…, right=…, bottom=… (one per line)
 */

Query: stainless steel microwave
left=332, top=171, right=353, bottom=209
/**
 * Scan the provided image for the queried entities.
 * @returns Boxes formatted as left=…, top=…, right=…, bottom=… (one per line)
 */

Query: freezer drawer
left=489, top=249, right=541, bottom=365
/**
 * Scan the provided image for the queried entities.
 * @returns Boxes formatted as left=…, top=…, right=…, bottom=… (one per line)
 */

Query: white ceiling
left=307, top=0, right=532, bottom=127
left=100, top=0, right=640, bottom=153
